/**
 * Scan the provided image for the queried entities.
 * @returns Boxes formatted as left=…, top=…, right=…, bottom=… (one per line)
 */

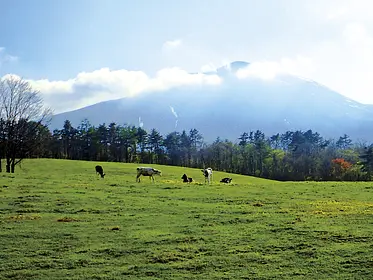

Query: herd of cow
left=95, top=165, right=232, bottom=184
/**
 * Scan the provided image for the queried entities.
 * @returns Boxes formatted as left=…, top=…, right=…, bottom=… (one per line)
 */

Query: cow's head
left=153, top=169, right=162, bottom=176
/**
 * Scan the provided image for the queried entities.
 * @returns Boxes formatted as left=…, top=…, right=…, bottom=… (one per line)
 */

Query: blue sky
left=1, top=0, right=373, bottom=113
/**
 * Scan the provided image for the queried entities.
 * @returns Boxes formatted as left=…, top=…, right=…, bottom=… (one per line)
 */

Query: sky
left=1, top=0, right=373, bottom=114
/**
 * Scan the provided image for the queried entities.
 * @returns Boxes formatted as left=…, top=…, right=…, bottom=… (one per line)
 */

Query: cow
left=136, top=167, right=162, bottom=183
left=220, top=177, right=232, bottom=183
left=181, top=174, right=193, bottom=183
left=95, top=165, right=105, bottom=178
left=201, top=168, right=213, bottom=184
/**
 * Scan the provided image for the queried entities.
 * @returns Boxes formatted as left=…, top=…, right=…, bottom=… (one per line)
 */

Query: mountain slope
left=49, top=61, right=373, bottom=142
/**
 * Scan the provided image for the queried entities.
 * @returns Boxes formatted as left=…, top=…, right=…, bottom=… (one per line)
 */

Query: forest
left=2, top=116, right=373, bottom=181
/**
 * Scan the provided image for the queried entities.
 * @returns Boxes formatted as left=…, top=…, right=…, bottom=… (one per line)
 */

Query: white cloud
left=18, top=67, right=221, bottom=113
left=236, top=61, right=279, bottom=80
left=300, top=21, right=373, bottom=104
left=200, top=63, right=217, bottom=73
left=236, top=55, right=315, bottom=81
left=162, top=39, right=182, bottom=51
left=1, top=73, right=22, bottom=81
left=343, top=22, right=373, bottom=50
left=4, top=54, right=18, bottom=63
left=0, top=47, right=18, bottom=66
left=327, top=7, right=348, bottom=20
left=30, top=78, right=75, bottom=94
left=233, top=15, right=373, bottom=104
left=325, top=1, right=373, bottom=23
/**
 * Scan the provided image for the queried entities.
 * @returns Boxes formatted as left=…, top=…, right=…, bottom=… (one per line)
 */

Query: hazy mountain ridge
left=49, top=61, right=373, bottom=142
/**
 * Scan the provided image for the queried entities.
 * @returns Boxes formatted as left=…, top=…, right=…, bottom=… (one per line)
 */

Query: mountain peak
left=216, top=61, right=250, bottom=76
left=229, top=61, right=250, bottom=71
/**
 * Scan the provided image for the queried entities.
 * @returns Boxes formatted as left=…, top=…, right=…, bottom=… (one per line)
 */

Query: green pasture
left=1, top=159, right=373, bottom=279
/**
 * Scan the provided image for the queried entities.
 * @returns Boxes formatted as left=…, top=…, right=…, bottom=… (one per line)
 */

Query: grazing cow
left=220, top=177, right=232, bottom=183
left=136, top=167, right=162, bottom=183
left=181, top=174, right=193, bottom=183
left=95, top=165, right=105, bottom=178
left=201, top=168, right=213, bottom=184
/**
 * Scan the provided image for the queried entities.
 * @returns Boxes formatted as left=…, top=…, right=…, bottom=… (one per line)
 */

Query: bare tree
left=0, top=118, right=5, bottom=172
left=0, top=75, right=52, bottom=173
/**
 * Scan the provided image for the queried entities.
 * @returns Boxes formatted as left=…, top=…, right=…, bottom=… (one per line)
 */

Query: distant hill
left=49, top=61, right=373, bottom=142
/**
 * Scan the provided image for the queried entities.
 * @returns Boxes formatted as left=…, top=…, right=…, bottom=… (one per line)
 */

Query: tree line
left=1, top=75, right=373, bottom=181
left=3, top=116, right=373, bottom=181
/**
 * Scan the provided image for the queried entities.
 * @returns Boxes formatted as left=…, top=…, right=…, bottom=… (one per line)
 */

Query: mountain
left=49, top=61, right=373, bottom=142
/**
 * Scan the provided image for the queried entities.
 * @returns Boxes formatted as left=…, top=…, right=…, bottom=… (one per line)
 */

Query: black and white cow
left=201, top=168, right=213, bottom=184
left=220, top=177, right=232, bottom=183
left=136, top=167, right=162, bottom=183
left=181, top=174, right=193, bottom=183
left=95, top=165, right=105, bottom=178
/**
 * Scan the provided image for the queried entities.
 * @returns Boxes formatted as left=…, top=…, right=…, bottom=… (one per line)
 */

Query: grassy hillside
left=1, top=159, right=373, bottom=279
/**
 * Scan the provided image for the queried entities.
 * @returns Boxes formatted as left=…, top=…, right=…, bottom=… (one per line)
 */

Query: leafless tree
left=0, top=75, right=52, bottom=173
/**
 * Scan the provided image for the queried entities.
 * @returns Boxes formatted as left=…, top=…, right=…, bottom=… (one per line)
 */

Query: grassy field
left=1, top=159, right=373, bottom=279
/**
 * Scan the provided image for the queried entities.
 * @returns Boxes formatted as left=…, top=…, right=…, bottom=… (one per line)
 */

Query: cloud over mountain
left=24, top=66, right=221, bottom=114
left=24, top=58, right=316, bottom=114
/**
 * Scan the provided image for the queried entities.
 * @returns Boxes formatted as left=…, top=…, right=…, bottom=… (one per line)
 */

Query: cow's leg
left=136, top=174, right=141, bottom=182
